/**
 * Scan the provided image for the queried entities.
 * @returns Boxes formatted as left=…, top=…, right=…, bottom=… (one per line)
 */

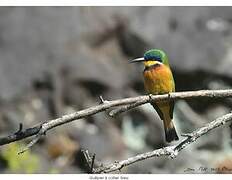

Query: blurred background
left=0, top=7, right=232, bottom=174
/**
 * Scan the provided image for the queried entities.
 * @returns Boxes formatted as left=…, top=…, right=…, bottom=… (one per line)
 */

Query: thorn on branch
left=90, top=153, right=96, bottom=173
left=99, top=95, right=104, bottom=104
left=99, top=95, right=109, bottom=104
left=15, top=123, right=23, bottom=135
left=81, top=149, right=96, bottom=173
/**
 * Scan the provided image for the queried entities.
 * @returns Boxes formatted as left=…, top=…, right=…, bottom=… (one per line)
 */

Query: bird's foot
left=167, top=92, right=171, bottom=99
left=148, top=94, right=153, bottom=101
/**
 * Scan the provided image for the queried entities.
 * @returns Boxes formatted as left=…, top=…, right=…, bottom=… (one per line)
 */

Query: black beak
left=130, top=57, right=145, bottom=63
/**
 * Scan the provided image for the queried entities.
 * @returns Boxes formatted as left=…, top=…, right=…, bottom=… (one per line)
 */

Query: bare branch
left=93, top=112, right=232, bottom=173
left=0, top=126, right=41, bottom=146
left=109, top=89, right=232, bottom=117
left=0, top=89, right=231, bottom=150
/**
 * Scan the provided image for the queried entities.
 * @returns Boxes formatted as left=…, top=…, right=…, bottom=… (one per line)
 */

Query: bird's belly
left=143, top=68, right=174, bottom=94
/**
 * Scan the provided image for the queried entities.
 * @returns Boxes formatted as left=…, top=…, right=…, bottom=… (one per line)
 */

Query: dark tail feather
left=164, top=122, right=179, bottom=143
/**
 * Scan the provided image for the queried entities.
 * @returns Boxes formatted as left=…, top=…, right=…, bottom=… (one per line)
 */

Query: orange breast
left=143, top=64, right=175, bottom=94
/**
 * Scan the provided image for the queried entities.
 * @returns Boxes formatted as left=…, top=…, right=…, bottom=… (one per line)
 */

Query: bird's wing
left=151, top=99, right=174, bottom=120
left=151, top=102, right=164, bottom=120
left=169, top=99, right=174, bottom=119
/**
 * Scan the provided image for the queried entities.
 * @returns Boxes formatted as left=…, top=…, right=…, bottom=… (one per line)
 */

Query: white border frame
left=0, top=0, right=231, bottom=6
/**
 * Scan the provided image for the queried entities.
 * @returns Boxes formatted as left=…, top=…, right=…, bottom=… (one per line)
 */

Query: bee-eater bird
left=130, top=49, right=179, bottom=143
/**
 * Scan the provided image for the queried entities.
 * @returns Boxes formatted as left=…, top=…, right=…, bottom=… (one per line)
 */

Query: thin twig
left=0, top=89, right=231, bottom=150
left=18, top=134, right=41, bottom=154
left=93, top=112, right=232, bottom=173
left=109, top=99, right=146, bottom=117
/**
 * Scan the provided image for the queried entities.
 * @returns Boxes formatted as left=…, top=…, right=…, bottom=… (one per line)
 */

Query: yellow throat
left=144, top=60, right=161, bottom=68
